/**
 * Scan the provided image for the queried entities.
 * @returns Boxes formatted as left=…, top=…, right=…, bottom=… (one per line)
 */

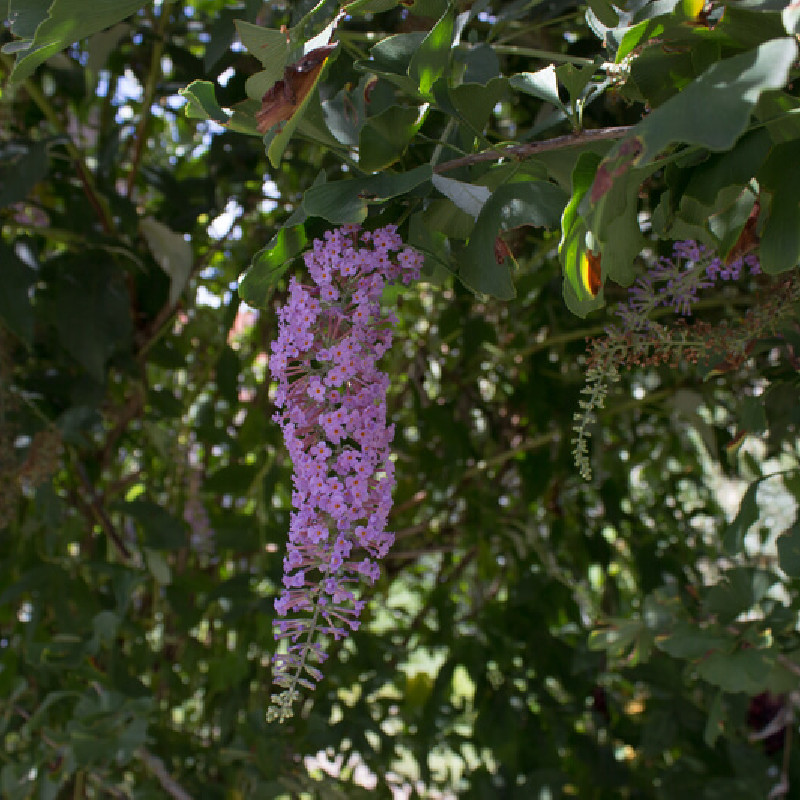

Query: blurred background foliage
left=1, top=0, right=800, bottom=797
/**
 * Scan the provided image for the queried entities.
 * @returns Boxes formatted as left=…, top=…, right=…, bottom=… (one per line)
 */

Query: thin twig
left=433, top=125, right=630, bottom=173
left=126, top=8, right=169, bottom=196
left=136, top=748, right=195, bottom=800
left=0, top=53, right=115, bottom=234
left=74, top=462, right=132, bottom=560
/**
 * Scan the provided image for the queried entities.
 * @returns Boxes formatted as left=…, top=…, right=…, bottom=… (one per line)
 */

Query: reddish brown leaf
left=255, top=44, right=337, bottom=134
left=725, top=199, right=760, bottom=265
left=494, top=235, right=512, bottom=264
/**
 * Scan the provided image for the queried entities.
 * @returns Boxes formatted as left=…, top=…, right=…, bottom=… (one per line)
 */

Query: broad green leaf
left=593, top=166, right=645, bottom=286
left=6, top=0, right=151, bottom=84
left=139, top=217, right=192, bottom=306
left=724, top=480, right=762, bottom=555
left=559, top=151, right=603, bottom=308
left=588, top=0, right=619, bottom=27
left=302, top=164, right=432, bottom=224
left=703, top=567, right=774, bottom=622
left=758, top=140, right=800, bottom=274
left=369, top=32, right=426, bottom=76
left=555, top=61, right=597, bottom=105
left=359, top=105, right=426, bottom=173
left=409, top=7, right=454, bottom=96
left=696, top=649, right=775, bottom=694
left=683, top=128, right=771, bottom=207
left=204, top=463, right=261, bottom=494
left=235, top=19, right=292, bottom=80
left=461, top=180, right=568, bottom=299
left=322, top=77, right=370, bottom=146
left=47, top=260, right=132, bottom=382
left=239, top=225, right=309, bottom=307
left=4, top=0, right=50, bottom=41
left=655, top=622, right=731, bottom=659
left=424, top=198, right=474, bottom=239
left=0, top=139, right=50, bottom=207
left=588, top=618, right=645, bottom=658
left=144, top=548, right=172, bottom=585
left=623, top=37, right=797, bottom=165
left=509, top=66, right=566, bottom=114
left=447, top=77, right=509, bottom=133
left=179, top=80, right=230, bottom=124
left=344, top=0, right=400, bottom=12
left=703, top=692, right=726, bottom=747
left=123, top=499, right=186, bottom=550
left=431, top=175, right=490, bottom=219
left=777, top=523, right=800, bottom=577
left=359, top=32, right=425, bottom=94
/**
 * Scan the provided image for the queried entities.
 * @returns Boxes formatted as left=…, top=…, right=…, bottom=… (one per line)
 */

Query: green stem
left=491, top=45, right=596, bottom=66
left=0, top=53, right=115, bottom=234
left=126, top=7, right=169, bottom=196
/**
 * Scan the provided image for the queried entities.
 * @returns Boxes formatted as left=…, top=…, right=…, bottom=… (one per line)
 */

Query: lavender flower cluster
left=574, top=239, right=763, bottom=481
left=266, top=224, right=422, bottom=722
left=615, top=240, right=762, bottom=327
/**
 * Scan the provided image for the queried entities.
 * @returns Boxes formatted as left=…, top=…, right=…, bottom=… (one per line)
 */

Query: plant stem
left=434, top=125, right=629, bottom=173
left=0, top=53, right=116, bottom=234
left=126, top=7, right=169, bottom=196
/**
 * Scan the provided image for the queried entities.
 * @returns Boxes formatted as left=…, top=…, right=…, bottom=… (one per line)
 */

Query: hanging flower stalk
left=571, top=240, right=790, bottom=481
left=266, top=224, right=422, bottom=722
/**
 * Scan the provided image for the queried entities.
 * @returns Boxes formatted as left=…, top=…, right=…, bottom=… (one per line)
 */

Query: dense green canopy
left=2, top=1, right=800, bottom=797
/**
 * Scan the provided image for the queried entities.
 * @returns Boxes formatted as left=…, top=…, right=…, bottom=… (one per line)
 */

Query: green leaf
left=139, top=217, right=193, bottom=306
left=239, top=225, right=308, bottom=307
left=6, top=0, right=151, bottom=84
left=655, top=622, right=732, bottom=659
left=683, top=128, right=772, bottom=207
left=460, top=181, right=568, bottom=299
left=4, top=0, right=50, bottom=41
left=235, top=19, right=291, bottom=80
left=204, top=464, right=260, bottom=494
left=704, top=691, right=726, bottom=748
left=431, top=175, right=490, bottom=219
left=0, top=139, right=50, bottom=207
left=696, top=649, right=775, bottom=694
left=408, top=7, right=454, bottom=96
left=369, top=32, right=426, bottom=77
left=144, top=548, right=172, bottom=585
left=703, top=567, right=774, bottom=623
left=446, top=77, right=509, bottom=132
left=588, top=0, right=619, bottom=27
left=47, top=260, right=132, bottom=382
left=359, top=105, right=425, bottom=173
left=124, top=499, right=186, bottom=550
left=559, top=151, right=603, bottom=308
left=758, top=140, right=800, bottom=274
left=344, top=0, right=400, bottom=12
left=624, top=37, right=797, bottom=165
left=509, top=66, right=566, bottom=114
left=0, top=243, right=34, bottom=345
left=179, top=80, right=231, bottom=124
left=302, top=164, right=432, bottom=224
left=777, top=523, right=800, bottom=577
left=723, top=481, right=760, bottom=555
left=588, top=618, right=645, bottom=658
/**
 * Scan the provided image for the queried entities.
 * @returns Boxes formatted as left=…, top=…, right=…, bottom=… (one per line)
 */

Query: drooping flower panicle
left=266, top=224, right=422, bottom=722
left=573, top=240, right=767, bottom=481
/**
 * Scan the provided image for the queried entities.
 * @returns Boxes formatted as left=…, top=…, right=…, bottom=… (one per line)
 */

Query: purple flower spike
left=266, top=225, right=423, bottom=723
